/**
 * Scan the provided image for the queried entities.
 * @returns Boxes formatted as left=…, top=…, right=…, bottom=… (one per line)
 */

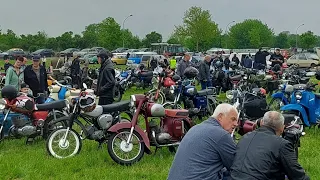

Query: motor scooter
left=106, top=94, right=194, bottom=165
left=280, top=82, right=320, bottom=128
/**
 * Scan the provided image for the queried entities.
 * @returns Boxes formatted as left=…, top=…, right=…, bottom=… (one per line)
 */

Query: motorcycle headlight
left=170, top=85, right=175, bottom=94
left=295, top=91, right=302, bottom=100
left=243, top=75, right=248, bottom=80
left=130, top=95, right=136, bottom=107
left=187, top=88, right=196, bottom=96
left=0, top=99, right=7, bottom=110
left=226, top=90, right=234, bottom=100
left=279, top=84, right=284, bottom=90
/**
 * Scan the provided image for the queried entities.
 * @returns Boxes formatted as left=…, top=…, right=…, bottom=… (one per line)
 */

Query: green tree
left=173, top=6, right=220, bottom=51
left=299, top=31, right=317, bottom=49
left=97, top=17, right=122, bottom=50
left=274, top=32, right=289, bottom=48
left=228, top=19, right=274, bottom=48
left=82, top=24, right=100, bottom=48
left=141, top=31, right=162, bottom=47
left=122, top=29, right=141, bottom=48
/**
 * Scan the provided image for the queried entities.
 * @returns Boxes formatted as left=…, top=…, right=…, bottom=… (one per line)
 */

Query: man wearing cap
left=270, top=48, right=284, bottom=67
left=96, top=52, right=115, bottom=105
left=24, top=55, right=48, bottom=103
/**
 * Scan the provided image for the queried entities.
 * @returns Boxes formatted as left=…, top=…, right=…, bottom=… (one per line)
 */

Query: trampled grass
left=0, top=58, right=319, bottom=179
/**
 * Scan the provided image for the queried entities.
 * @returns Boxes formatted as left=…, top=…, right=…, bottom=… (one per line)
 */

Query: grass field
left=0, top=58, right=320, bottom=179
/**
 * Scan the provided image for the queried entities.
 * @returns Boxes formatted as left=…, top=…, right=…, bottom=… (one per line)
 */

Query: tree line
left=0, top=6, right=319, bottom=52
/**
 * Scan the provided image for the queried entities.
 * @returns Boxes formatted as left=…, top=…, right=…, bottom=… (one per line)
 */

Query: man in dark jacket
left=168, top=103, right=238, bottom=180
left=231, top=54, right=240, bottom=66
left=3, top=55, right=12, bottom=73
left=176, top=53, right=191, bottom=79
left=70, top=55, right=81, bottom=88
left=224, top=56, right=231, bottom=70
left=24, top=55, right=48, bottom=103
left=96, top=52, right=115, bottom=105
left=254, top=48, right=269, bottom=69
left=230, top=111, right=309, bottom=180
left=199, top=55, right=212, bottom=90
left=270, top=48, right=284, bottom=67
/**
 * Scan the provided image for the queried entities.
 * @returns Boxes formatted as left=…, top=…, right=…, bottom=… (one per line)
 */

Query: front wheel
left=113, top=86, right=123, bottom=102
left=107, top=129, right=145, bottom=165
left=147, top=89, right=166, bottom=104
left=46, top=128, right=82, bottom=159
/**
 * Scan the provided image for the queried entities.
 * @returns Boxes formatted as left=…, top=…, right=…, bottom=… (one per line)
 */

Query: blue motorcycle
left=163, top=78, right=218, bottom=119
left=280, top=83, right=319, bottom=129
left=269, top=80, right=294, bottom=111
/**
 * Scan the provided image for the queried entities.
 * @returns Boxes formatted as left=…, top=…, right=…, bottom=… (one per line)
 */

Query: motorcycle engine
left=85, top=125, right=104, bottom=140
left=97, top=114, right=113, bottom=130
left=149, top=119, right=171, bottom=144
left=13, top=125, right=37, bottom=136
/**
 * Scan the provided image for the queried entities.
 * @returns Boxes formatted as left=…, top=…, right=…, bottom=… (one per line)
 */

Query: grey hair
left=261, top=111, right=284, bottom=130
left=212, top=103, right=238, bottom=118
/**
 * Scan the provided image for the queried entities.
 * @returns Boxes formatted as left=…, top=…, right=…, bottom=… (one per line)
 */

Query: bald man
left=231, top=111, right=309, bottom=180
left=168, top=103, right=238, bottom=180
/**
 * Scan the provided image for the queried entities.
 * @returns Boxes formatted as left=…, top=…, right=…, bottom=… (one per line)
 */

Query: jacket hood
left=101, top=58, right=113, bottom=69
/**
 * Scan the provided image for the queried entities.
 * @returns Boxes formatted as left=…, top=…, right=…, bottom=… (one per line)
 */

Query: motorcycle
left=114, top=69, right=132, bottom=102
left=147, top=69, right=177, bottom=104
left=46, top=83, right=132, bottom=159
left=280, top=82, right=320, bottom=129
left=0, top=91, right=68, bottom=142
left=268, top=80, right=294, bottom=111
left=106, top=94, right=195, bottom=165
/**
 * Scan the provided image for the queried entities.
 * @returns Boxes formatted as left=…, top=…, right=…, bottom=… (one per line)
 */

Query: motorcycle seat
left=101, top=100, right=130, bottom=113
left=197, top=89, right=214, bottom=96
left=230, top=75, right=242, bottom=81
left=315, top=93, right=320, bottom=99
left=139, top=71, right=153, bottom=77
left=36, top=100, right=66, bottom=111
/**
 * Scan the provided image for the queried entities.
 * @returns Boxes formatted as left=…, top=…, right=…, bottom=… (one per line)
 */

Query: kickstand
left=26, top=137, right=34, bottom=145
left=154, top=147, right=160, bottom=156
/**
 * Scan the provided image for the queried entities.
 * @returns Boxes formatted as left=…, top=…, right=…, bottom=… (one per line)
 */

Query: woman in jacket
left=5, top=57, right=24, bottom=90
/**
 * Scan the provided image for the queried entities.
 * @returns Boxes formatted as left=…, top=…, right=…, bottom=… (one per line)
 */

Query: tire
left=311, top=63, right=316, bottom=68
left=268, top=98, right=284, bottom=111
left=107, top=129, right=145, bottom=165
left=0, top=124, right=4, bottom=142
left=43, top=112, right=68, bottom=139
left=163, top=103, right=182, bottom=109
left=147, top=89, right=166, bottom=104
left=113, top=86, right=123, bottom=102
left=46, top=128, right=82, bottom=159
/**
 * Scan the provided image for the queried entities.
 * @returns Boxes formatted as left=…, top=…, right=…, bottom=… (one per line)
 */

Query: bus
left=151, top=43, right=185, bottom=56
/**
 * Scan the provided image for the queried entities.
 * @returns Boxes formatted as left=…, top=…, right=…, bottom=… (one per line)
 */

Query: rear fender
left=108, top=122, right=151, bottom=154
left=271, top=92, right=289, bottom=104
left=280, top=104, right=310, bottom=126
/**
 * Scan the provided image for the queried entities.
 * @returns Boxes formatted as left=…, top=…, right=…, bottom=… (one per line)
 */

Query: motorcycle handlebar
left=54, top=81, right=75, bottom=90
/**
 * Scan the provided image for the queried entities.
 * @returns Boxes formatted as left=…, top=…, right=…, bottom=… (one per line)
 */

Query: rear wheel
left=147, top=89, right=166, bottom=104
left=113, top=86, right=123, bottom=102
left=0, top=125, right=4, bottom=142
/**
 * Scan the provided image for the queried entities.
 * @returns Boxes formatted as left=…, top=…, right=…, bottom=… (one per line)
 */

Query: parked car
left=111, top=54, right=127, bottom=65
left=112, top=48, right=129, bottom=53
left=286, top=53, right=320, bottom=68
left=91, top=47, right=108, bottom=53
left=31, top=49, right=55, bottom=57
left=73, top=48, right=91, bottom=57
left=59, top=48, right=79, bottom=57
left=0, top=48, right=27, bottom=59
left=80, top=54, right=98, bottom=64
left=139, top=48, right=151, bottom=52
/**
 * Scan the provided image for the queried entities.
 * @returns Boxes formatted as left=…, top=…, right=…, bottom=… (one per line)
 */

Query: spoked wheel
left=0, top=125, right=4, bottom=142
left=148, top=90, right=165, bottom=104
left=43, top=116, right=68, bottom=139
left=46, top=128, right=82, bottom=159
left=107, top=129, right=144, bottom=165
left=268, top=98, right=284, bottom=111
left=163, top=103, right=182, bottom=109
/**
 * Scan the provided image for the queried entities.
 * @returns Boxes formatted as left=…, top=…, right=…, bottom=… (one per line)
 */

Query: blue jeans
left=200, top=80, right=212, bottom=90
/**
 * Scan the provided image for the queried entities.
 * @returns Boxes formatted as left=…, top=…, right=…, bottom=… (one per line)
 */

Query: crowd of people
left=2, top=51, right=116, bottom=106
left=167, top=104, right=309, bottom=180
left=172, top=48, right=284, bottom=90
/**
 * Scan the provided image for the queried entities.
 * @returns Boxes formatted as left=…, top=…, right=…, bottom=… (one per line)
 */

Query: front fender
left=271, top=92, right=289, bottom=104
left=108, top=122, right=151, bottom=154
left=280, top=104, right=310, bottom=126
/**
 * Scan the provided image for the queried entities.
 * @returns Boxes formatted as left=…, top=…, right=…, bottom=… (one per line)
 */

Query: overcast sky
left=0, top=0, right=318, bottom=40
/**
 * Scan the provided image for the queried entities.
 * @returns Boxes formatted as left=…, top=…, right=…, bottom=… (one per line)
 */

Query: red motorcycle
left=107, top=94, right=194, bottom=165
left=148, top=69, right=177, bottom=104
